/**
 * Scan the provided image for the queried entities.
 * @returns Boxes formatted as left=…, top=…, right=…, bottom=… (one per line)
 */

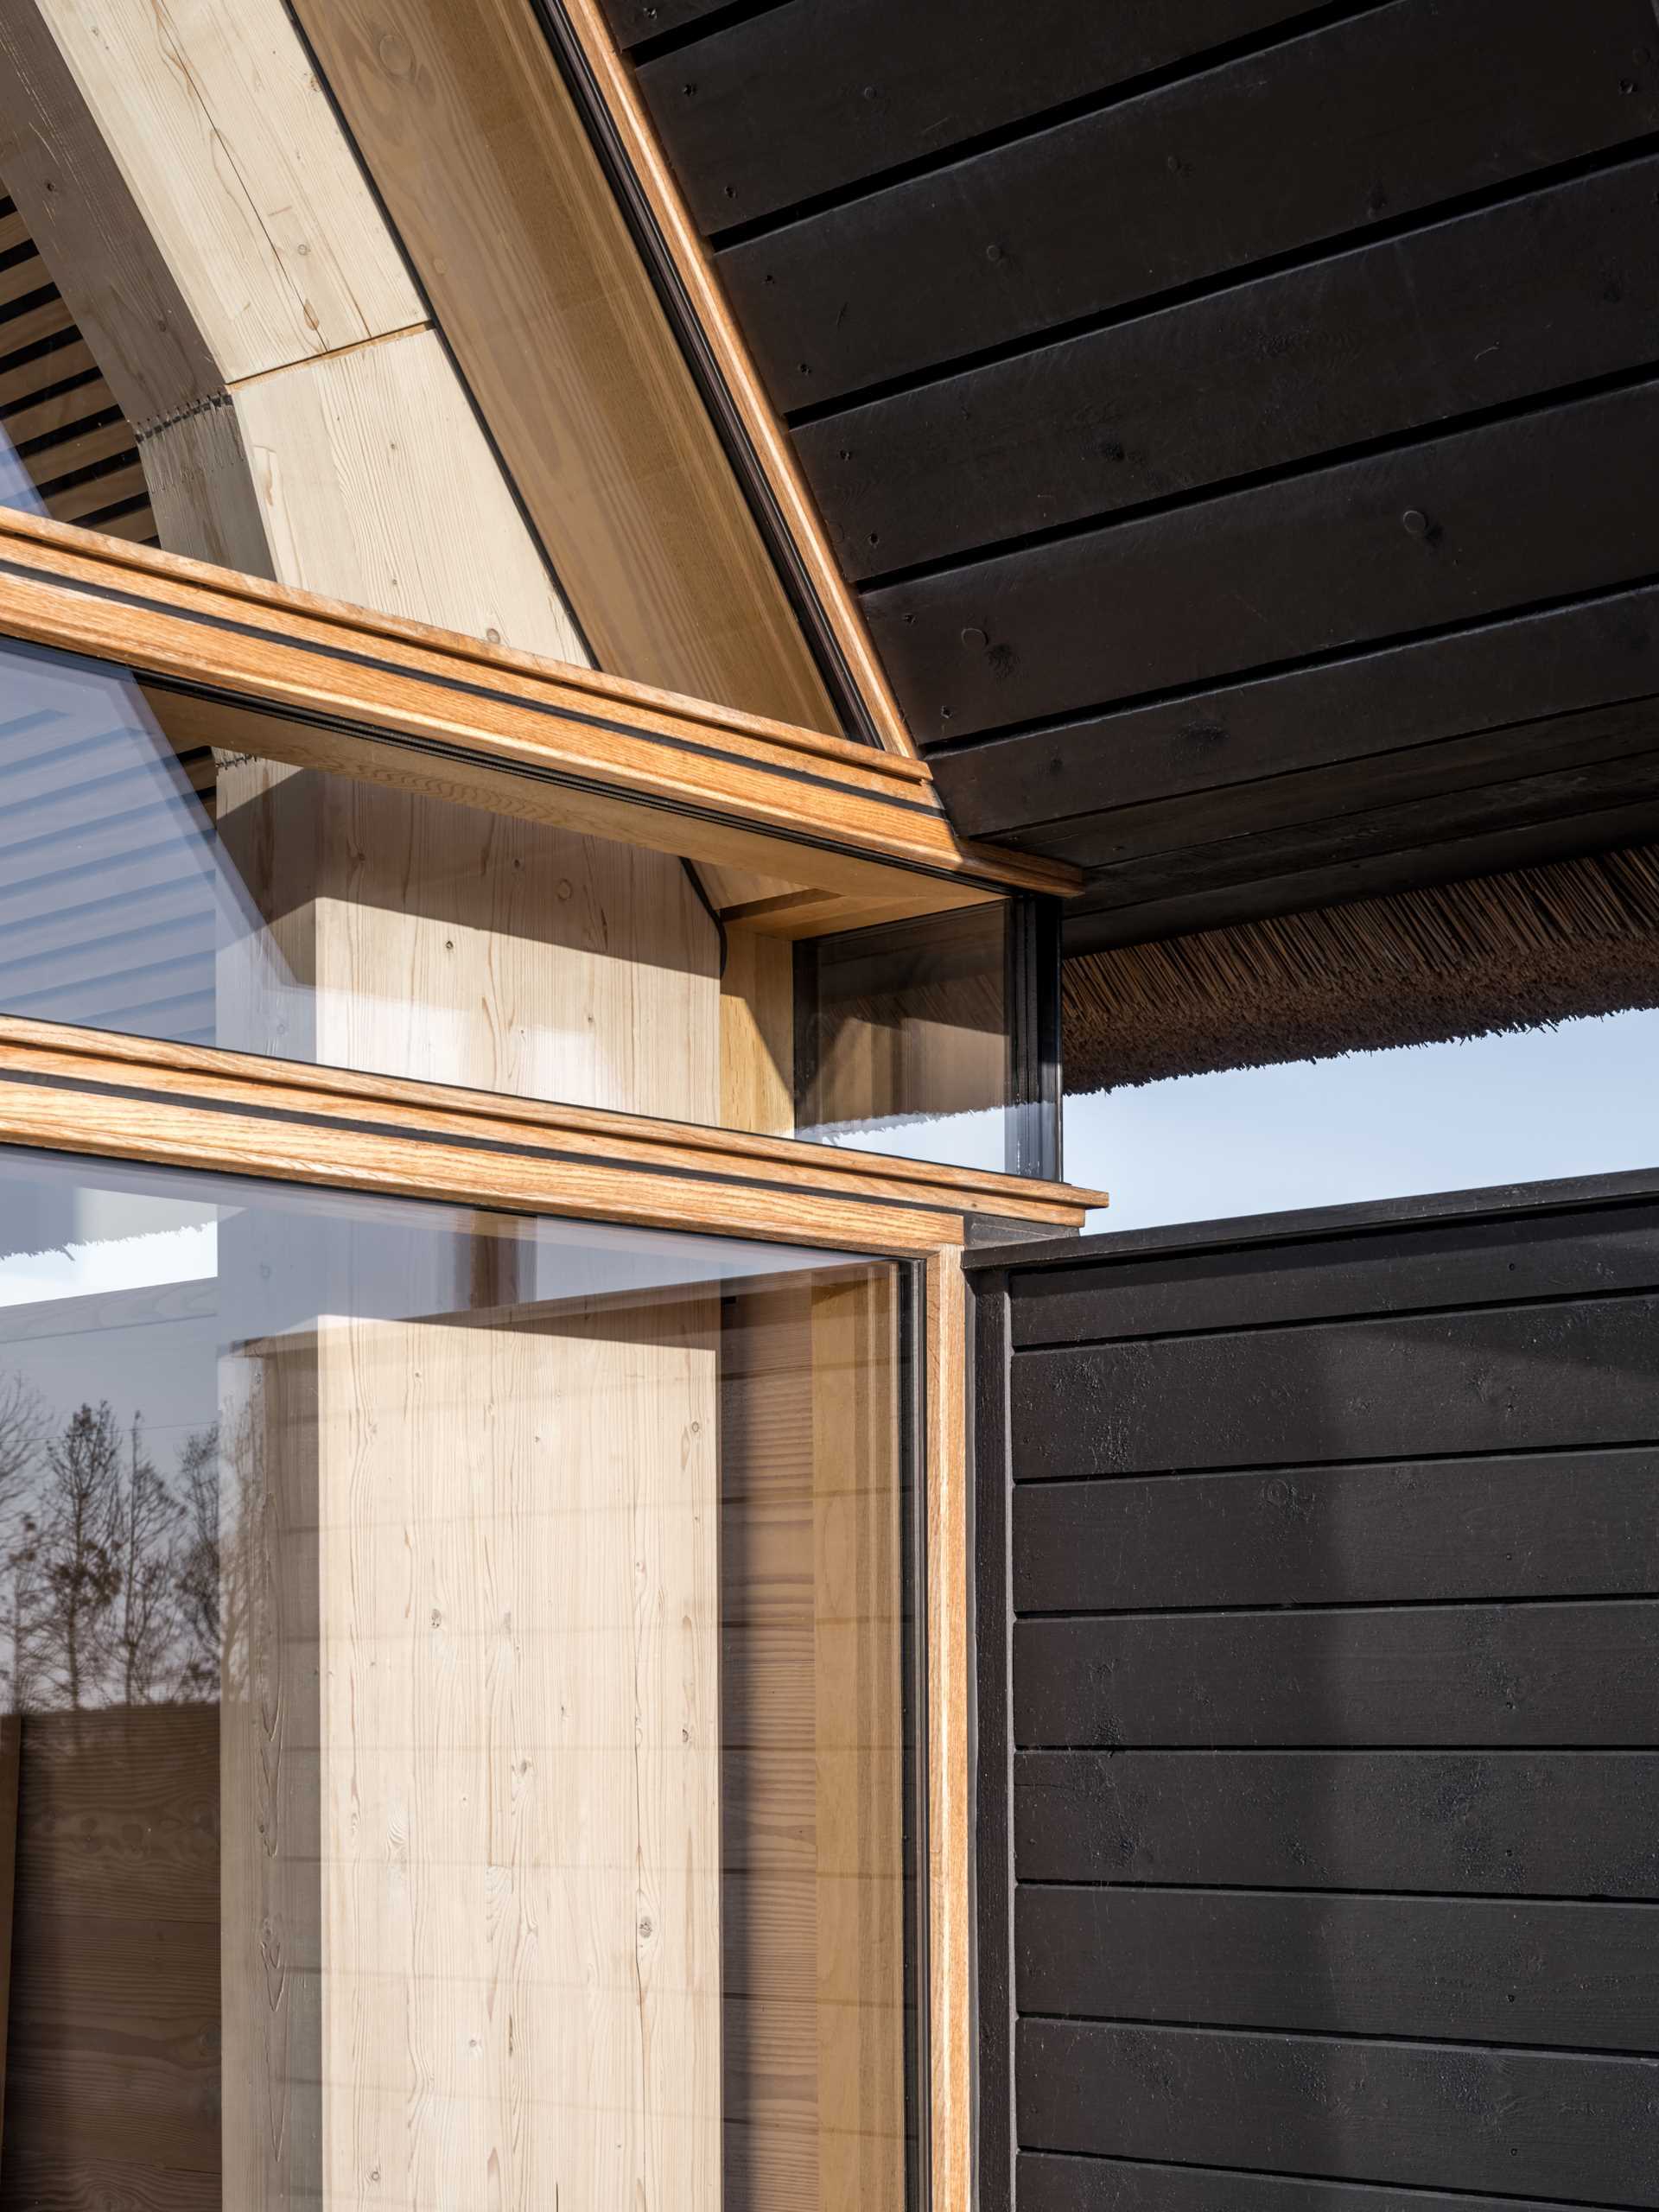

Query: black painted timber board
left=798, top=155, right=1659, bottom=583
left=1014, top=1600, right=1659, bottom=1748
left=1059, top=791, right=1659, bottom=953
left=598, top=0, right=744, bottom=49
left=1014, top=1451, right=1659, bottom=1614
left=1020, top=2153, right=1594, bottom=2212
left=930, top=585, right=1659, bottom=840
left=1011, top=1292, right=1659, bottom=1477
left=639, top=0, right=1324, bottom=234
left=718, top=0, right=1659, bottom=413
left=1007, top=1198, right=1659, bottom=1344
left=1014, top=1749, right=1659, bottom=1893
left=867, top=378, right=1659, bottom=745
left=1016, top=1887, right=1659, bottom=2050
left=1014, top=694, right=1659, bottom=874
left=1017, top=2018, right=1659, bottom=2203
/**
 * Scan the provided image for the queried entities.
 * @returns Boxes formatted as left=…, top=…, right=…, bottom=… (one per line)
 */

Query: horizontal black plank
left=1059, top=790, right=1659, bottom=954
left=1014, top=1600, right=1659, bottom=1748
left=931, top=582, right=1659, bottom=837
left=1015, top=1750, right=1659, bottom=1893
left=640, top=0, right=1319, bottom=233
left=1016, top=692, right=1659, bottom=874
left=1014, top=1451, right=1659, bottom=1615
left=1020, top=2150, right=1592, bottom=2212
left=1018, top=2018, right=1659, bottom=2202
left=868, top=378, right=1659, bottom=744
left=1018, top=1887, right=1659, bottom=2051
left=598, top=0, right=740, bottom=49
left=801, top=154, right=1659, bottom=582
left=720, top=0, right=1659, bottom=410
left=1011, top=1294, right=1659, bottom=1478
left=1009, top=1197, right=1659, bottom=1346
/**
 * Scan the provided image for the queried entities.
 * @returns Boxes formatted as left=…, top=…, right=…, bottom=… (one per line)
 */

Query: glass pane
left=795, top=903, right=1023, bottom=1173
left=0, top=1146, right=918, bottom=2209
left=1067, top=1003, right=1659, bottom=1232
left=0, top=633, right=1048, bottom=1174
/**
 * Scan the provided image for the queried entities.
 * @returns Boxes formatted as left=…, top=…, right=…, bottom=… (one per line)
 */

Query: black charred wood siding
left=968, top=1172, right=1659, bottom=2212
left=615, top=0, right=1659, bottom=944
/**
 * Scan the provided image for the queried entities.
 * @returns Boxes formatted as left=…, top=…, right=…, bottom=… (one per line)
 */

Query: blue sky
left=1065, top=1004, right=1659, bottom=1233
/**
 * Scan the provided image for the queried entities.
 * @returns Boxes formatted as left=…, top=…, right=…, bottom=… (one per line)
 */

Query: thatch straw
left=1065, top=843, right=1659, bottom=1096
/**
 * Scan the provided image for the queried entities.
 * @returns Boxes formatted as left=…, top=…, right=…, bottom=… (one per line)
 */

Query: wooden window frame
left=0, top=509, right=1077, bottom=938
left=0, top=507, right=1103, bottom=2209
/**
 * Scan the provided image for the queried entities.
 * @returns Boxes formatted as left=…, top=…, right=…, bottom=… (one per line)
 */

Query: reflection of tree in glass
left=114, top=1413, right=185, bottom=1708
left=0, top=1376, right=239, bottom=1712
left=175, top=1421, right=221, bottom=1703
left=25, top=1402, right=125, bottom=1711
left=0, top=1373, right=48, bottom=1713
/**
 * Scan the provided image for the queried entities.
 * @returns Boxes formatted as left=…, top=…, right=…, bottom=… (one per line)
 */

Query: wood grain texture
left=0, top=3, right=222, bottom=429
left=0, top=1017, right=1104, bottom=1231
left=551, top=0, right=918, bottom=756
left=1007, top=1198, right=1659, bottom=1344
left=1014, top=1601, right=1659, bottom=1748
left=287, top=0, right=841, bottom=732
left=960, top=577, right=1659, bottom=836
left=1014, top=1750, right=1659, bottom=1896
left=2, top=0, right=590, bottom=669
left=868, top=377, right=1659, bottom=745
left=1014, top=1450, right=1659, bottom=1614
left=1019, top=2153, right=1596, bottom=2212
left=925, top=1246, right=972, bottom=2212
left=321, top=1301, right=722, bottom=2206
left=801, top=153, right=1659, bottom=583
left=217, top=753, right=720, bottom=1118
left=1011, top=1294, right=1659, bottom=1478
left=1018, top=2018, right=1659, bottom=2204
left=3, top=1706, right=220, bottom=2206
left=1017, top=1886, right=1659, bottom=2051
left=720, top=1276, right=911, bottom=2207
left=35, top=0, right=419, bottom=381
left=637, top=0, right=1320, bottom=232
left=0, top=510, right=1077, bottom=907
left=721, top=925, right=795, bottom=1135
left=719, top=0, right=1659, bottom=410
left=226, top=329, right=585, bottom=658
left=986, top=1187, right=1659, bottom=2210
left=219, top=1332, right=322, bottom=2210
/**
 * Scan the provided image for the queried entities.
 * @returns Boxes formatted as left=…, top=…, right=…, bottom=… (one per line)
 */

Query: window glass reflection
left=0, top=1147, right=919, bottom=2209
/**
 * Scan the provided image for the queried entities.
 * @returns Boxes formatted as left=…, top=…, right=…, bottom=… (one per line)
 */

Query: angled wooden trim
left=0, top=508, right=1079, bottom=911
left=0, top=1019, right=1107, bottom=1242
left=540, top=0, right=918, bottom=758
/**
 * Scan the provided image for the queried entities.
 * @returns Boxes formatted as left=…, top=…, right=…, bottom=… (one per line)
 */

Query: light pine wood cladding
left=0, top=0, right=584, bottom=659
left=219, top=1297, right=725, bottom=2205
left=722, top=926, right=797, bottom=1136
left=0, top=509, right=1079, bottom=925
left=30, top=0, right=418, bottom=385
left=721, top=1276, right=908, bottom=2209
left=287, top=0, right=841, bottom=735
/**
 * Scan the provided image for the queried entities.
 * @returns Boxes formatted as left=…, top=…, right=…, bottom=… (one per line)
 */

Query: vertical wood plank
left=721, top=928, right=796, bottom=1136
left=926, top=1247, right=972, bottom=2212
